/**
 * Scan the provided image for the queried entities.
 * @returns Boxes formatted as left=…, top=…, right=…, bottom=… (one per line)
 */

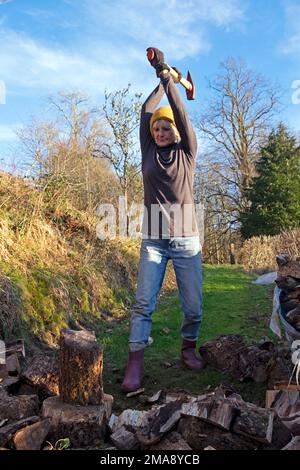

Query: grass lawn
left=100, top=264, right=278, bottom=413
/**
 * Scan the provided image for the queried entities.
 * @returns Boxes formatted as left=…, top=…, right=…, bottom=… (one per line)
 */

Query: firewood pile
left=1, top=330, right=300, bottom=450
left=199, top=334, right=295, bottom=389
left=104, top=335, right=300, bottom=451
left=275, top=254, right=300, bottom=332
left=0, top=330, right=113, bottom=450
left=107, top=385, right=299, bottom=450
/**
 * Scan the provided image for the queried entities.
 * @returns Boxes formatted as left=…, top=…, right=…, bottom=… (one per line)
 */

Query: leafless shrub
left=239, top=229, right=300, bottom=270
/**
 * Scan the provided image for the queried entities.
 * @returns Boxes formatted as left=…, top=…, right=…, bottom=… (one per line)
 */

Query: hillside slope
left=0, top=171, right=140, bottom=348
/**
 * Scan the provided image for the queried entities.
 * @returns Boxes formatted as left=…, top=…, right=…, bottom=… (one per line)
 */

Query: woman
left=121, top=47, right=203, bottom=393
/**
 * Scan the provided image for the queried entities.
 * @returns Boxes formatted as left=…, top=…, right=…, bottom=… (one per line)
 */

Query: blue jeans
left=129, top=237, right=202, bottom=351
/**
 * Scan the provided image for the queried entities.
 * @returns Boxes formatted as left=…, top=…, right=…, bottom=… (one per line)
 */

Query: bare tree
left=195, top=58, right=280, bottom=261
left=197, top=57, right=280, bottom=217
left=95, top=84, right=143, bottom=234
left=17, top=92, right=119, bottom=212
left=194, top=160, right=237, bottom=263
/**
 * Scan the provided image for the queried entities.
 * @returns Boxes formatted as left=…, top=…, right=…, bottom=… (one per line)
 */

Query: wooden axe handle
left=166, top=65, right=193, bottom=92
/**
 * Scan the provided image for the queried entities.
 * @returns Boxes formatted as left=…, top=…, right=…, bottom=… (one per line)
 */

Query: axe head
left=186, top=71, right=195, bottom=100
left=147, top=48, right=155, bottom=62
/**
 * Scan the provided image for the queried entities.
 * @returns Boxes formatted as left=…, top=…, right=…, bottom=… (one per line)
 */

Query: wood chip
left=146, top=390, right=162, bottom=404
left=126, top=388, right=145, bottom=397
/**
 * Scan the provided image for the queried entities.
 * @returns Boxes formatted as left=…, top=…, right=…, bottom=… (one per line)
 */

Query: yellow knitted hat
left=150, top=106, right=176, bottom=137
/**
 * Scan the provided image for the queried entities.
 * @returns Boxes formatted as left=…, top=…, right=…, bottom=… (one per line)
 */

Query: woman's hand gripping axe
left=146, top=47, right=195, bottom=100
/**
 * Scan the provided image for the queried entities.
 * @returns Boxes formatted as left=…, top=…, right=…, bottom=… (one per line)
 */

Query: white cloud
left=0, top=124, right=19, bottom=142
left=86, top=0, right=246, bottom=61
left=0, top=29, right=148, bottom=95
left=278, top=3, right=300, bottom=56
left=0, top=0, right=247, bottom=99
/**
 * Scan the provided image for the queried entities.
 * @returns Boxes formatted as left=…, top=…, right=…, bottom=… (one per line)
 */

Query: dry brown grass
left=239, top=229, right=300, bottom=270
left=0, top=273, right=22, bottom=340
left=0, top=171, right=141, bottom=345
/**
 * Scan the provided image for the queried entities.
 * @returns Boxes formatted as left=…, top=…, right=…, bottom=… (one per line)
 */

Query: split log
left=261, top=414, right=293, bottom=450
left=0, top=394, right=39, bottom=422
left=265, top=390, right=281, bottom=409
left=231, top=400, right=274, bottom=443
left=281, top=413, right=300, bottom=435
left=0, top=365, right=8, bottom=382
left=110, top=426, right=139, bottom=450
left=108, top=414, right=119, bottom=433
left=276, top=275, right=300, bottom=290
left=12, top=418, right=51, bottom=450
left=112, top=409, right=152, bottom=432
left=21, top=355, right=59, bottom=399
left=237, top=345, right=273, bottom=382
left=5, top=340, right=25, bottom=358
left=5, top=354, right=20, bottom=377
left=265, top=390, right=300, bottom=417
left=281, top=289, right=300, bottom=300
left=280, top=299, right=300, bottom=313
left=199, top=334, right=246, bottom=373
left=276, top=254, right=291, bottom=267
left=178, top=416, right=258, bottom=451
left=41, top=394, right=113, bottom=448
left=59, top=329, right=103, bottom=405
left=282, top=436, right=300, bottom=450
left=181, top=398, right=238, bottom=431
left=286, top=307, right=300, bottom=330
left=0, top=376, right=20, bottom=395
left=266, top=356, right=293, bottom=389
left=200, top=335, right=276, bottom=382
left=137, top=400, right=184, bottom=446
left=0, top=416, right=39, bottom=447
left=226, top=393, right=292, bottom=449
left=148, top=431, right=192, bottom=451
left=277, top=259, right=300, bottom=279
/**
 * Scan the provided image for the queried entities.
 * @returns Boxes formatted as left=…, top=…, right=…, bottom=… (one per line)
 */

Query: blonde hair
left=151, top=119, right=180, bottom=143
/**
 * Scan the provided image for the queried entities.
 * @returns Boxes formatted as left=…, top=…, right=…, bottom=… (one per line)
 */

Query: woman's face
left=152, top=119, right=177, bottom=147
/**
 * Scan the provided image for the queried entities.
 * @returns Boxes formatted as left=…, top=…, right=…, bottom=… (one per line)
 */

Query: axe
left=146, top=48, right=195, bottom=100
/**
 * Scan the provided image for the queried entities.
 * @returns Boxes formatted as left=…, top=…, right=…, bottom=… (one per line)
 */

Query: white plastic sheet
left=252, top=271, right=277, bottom=285
left=270, top=286, right=300, bottom=346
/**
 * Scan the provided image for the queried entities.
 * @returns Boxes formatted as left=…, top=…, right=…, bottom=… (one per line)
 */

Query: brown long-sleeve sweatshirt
left=140, top=74, right=199, bottom=239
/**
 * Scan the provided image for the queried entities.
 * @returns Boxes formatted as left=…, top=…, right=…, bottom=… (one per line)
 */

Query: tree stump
left=59, top=329, right=103, bottom=405
left=42, top=394, right=113, bottom=448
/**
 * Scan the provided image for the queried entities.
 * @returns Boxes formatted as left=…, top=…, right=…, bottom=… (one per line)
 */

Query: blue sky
left=0, top=0, right=300, bottom=168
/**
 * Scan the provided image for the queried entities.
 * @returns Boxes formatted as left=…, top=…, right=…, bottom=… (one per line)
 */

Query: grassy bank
left=0, top=171, right=140, bottom=347
left=102, top=264, right=277, bottom=412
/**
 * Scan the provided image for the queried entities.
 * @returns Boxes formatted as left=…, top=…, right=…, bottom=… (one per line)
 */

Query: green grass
left=101, top=264, right=278, bottom=413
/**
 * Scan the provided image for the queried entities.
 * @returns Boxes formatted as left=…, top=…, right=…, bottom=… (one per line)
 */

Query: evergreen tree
left=241, top=123, right=300, bottom=238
